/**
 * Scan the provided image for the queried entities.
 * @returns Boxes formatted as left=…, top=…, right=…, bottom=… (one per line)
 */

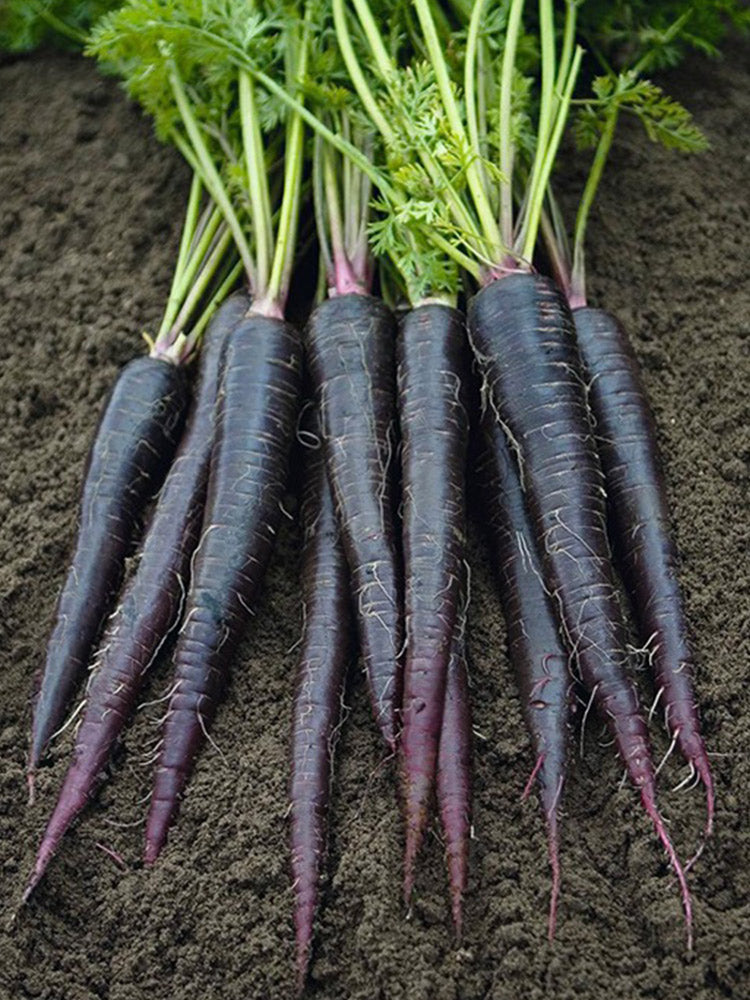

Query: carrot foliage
left=0, top=0, right=117, bottom=51
left=89, top=0, right=309, bottom=316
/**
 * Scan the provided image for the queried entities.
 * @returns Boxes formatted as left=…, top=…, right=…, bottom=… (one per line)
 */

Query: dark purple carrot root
left=290, top=418, right=352, bottom=993
left=398, top=303, right=469, bottom=904
left=474, top=407, right=570, bottom=939
left=29, top=354, right=188, bottom=787
left=21, top=294, right=249, bottom=904
left=305, top=292, right=402, bottom=750
left=573, top=305, right=713, bottom=838
left=468, top=272, right=692, bottom=944
left=144, top=313, right=301, bottom=864
left=436, top=587, right=471, bottom=938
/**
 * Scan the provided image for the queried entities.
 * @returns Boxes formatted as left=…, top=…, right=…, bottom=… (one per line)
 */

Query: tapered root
left=295, top=934, right=312, bottom=997
left=403, top=831, right=420, bottom=907
left=546, top=811, right=561, bottom=942
left=22, top=841, right=56, bottom=905
left=445, top=836, right=468, bottom=941
left=641, top=788, right=693, bottom=950
left=684, top=751, right=715, bottom=872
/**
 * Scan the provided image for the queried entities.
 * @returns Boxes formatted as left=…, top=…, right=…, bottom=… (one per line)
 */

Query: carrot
left=144, top=313, right=301, bottom=863
left=26, top=158, right=242, bottom=795
left=469, top=271, right=692, bottom=943
left=573, top=306, right=713, bottom=833
left=435, top=580, right=471, bottom=939
left=89, top=1, right=312, bottom=862
left=305, top=293, right=402, bottom=750
left=475, top=407, right=570, bottom=938
left=317, top=0, right=693, bottom=940
left=21, top=293, right=249, bottom=903
left=28, top=355, right=188, bottom=787
left=290, top=419, right=352, bottom=992
left=398, top=304, right=469, bottom=902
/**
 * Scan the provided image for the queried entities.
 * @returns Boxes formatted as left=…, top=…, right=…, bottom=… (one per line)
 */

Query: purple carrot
left=436, top=586, right=471, bottom=939
left=290, top=422, right=352, bottom=993
left=573, top=306, right=713, bottom=835
left=21, top=294, right=249, bottom=903
left=475, top=409, right=570, bottom=938
left=468, top=271, right=692, bottom=945
left=397, top=304, right=469, bottom=902
left=305, top=293, right=402, bottom=749
left=28, top=354, right=188, bottom=789
left=144, top=313, right=301, bottom=863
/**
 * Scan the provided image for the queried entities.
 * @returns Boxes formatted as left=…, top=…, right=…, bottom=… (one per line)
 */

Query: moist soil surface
left=0, top=43, right=748, bottom=1000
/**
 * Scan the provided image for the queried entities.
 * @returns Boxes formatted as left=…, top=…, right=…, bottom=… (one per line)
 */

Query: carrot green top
left=89, top=0, right=310, bottom=320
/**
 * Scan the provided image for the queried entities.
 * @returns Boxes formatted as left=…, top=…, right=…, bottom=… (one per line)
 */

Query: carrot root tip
left=546, top=819, right=561, bottom=942
left=641, top=789, right=693, bottom=950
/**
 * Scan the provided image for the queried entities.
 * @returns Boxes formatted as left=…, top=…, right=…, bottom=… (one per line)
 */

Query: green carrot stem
left=239, top=70, right=273, bottom=292
left=263, top=12, right=310, bottom=313
left=156, top=205, right=223, bottom=348
left=354, top=138, right=372, bottom=265
left=168, top=226, right=234, bottom=341
left=174, top=174, right=204, bottom=282
left=155, top=175, right=205, bottom=345
left=182, top=260, right=245, bottom=359
left=571, top=104, right=618, bottom=305
left=429, top=228, right=481, bottom=278
left=169, top=130, right=202, bottom=180
left=32, top=1, right=86, bottom=45
left=465, top=0, right=487, bottom=171
left=351, top=0, right=396, bottom=85
left=498, top=0, right=525, bottom=249
left=253, top=60, right=394, bottom=201
left=341, top=116, right=354, bottom=249
left=413, top=0, right=501, bottom=253
left=554, top=0, right=577, bottom=107
left=534, top=0, right=556, bottom=159
left=518, top=44, right=583, bottom=263
left=333, top=0, right=397, bottom=143
left=322, top=142, right=347, bottom=275
left=313, top=135, right=335, bottom=284
left=169, top=67, right=256, bottom=285
left=517, top=0, right=556, bottom=256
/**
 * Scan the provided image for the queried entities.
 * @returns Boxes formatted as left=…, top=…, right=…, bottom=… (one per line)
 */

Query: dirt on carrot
left=1, top=46, right=749, bottom=1000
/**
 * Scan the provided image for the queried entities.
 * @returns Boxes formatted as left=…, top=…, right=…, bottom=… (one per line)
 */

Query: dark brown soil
left=1, top=43, right=749, bottom=1000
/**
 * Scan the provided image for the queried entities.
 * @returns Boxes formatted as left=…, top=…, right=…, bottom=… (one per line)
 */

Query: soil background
left=0, top=40, right=748, bottom=1000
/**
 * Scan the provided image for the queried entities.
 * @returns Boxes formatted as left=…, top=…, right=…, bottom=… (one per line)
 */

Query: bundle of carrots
left=10, top=0, right=747, bottom=990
